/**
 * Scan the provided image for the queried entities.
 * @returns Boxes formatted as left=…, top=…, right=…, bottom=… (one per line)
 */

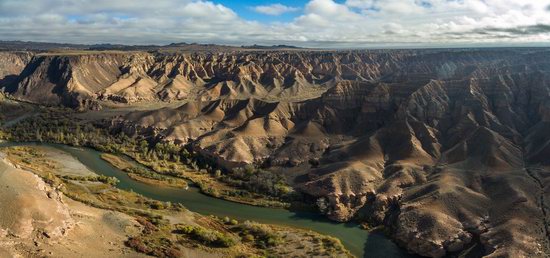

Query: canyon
left=1, top=47, right=550, bottom=257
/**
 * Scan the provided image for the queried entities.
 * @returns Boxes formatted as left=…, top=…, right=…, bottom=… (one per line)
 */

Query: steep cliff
left=0, top=52, right=32, bottom=91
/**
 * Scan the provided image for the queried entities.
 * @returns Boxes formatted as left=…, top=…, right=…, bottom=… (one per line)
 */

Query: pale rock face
left=0, top=52, right=32, bottom=90
left=0, top=156, right=74, bottom=242
left=3, top=48, right=550, bottom=257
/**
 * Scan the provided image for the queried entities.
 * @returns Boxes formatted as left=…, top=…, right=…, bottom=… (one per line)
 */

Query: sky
left=1, top=0, right=550, bottom=48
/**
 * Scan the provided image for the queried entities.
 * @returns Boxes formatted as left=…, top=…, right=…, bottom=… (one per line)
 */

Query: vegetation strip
left=0, top=145, right=352, bottom=258
left=1, top=108, right=296, bottom=208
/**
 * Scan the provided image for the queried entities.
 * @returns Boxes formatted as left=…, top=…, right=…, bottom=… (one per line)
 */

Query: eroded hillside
left=2, top=48, right=550, bottom=257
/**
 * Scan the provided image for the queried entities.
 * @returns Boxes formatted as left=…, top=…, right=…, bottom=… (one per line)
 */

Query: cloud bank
left=0, top=0, right=549, bottom=47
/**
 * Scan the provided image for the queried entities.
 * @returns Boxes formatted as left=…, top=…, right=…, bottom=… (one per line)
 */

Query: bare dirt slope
left=0, top=153, right=146, bottom=258
left=2, top=48, right=550, bottom=257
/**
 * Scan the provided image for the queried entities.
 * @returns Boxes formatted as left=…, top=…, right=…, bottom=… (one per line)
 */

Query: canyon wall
left=2, top=48, right=550, bottom=257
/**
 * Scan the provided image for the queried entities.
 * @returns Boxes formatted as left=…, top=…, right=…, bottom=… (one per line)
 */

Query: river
left=0, top=141, right=414, bottom=258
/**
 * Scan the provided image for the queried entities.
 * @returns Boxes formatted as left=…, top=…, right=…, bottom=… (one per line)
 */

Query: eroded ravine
left=525, top=167, right=550, bottom=246
left=521, top=143, right=550, bottom=253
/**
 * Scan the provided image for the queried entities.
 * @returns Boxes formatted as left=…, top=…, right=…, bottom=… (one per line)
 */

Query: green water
left=0, top=142, right=413, bottom=258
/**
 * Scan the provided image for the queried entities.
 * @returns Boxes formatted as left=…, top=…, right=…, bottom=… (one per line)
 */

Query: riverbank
left=0, top=143, right=355, bottom=257
left=0, top=108, right=291, bottom=209
left=0, top=148, right=148, bottom=258
left=118, top=150, right=291, bottom=208
left=0, top=105, right=413, bottom=257
left=0, top=141, right=414, bottom=258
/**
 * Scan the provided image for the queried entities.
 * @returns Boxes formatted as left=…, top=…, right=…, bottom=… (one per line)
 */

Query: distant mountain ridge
left=0, top=41, right=303, bottom=52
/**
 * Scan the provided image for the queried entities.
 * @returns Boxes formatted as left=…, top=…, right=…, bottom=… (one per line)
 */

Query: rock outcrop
left=0, top=52, right=32, bottom=91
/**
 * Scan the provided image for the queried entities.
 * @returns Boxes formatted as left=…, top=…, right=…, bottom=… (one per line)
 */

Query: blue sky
left=218, top=0, right=307, bottom=22
left=0, top=0, right=549, bottom=48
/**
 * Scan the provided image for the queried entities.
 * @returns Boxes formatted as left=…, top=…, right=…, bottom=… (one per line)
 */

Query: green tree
left=139, top=140, right=149, bottom=156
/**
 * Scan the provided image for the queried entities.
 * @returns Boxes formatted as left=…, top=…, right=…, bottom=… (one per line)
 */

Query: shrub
left=223, top=216, right=231, bottom=224
left=174, top=224, right=237, bottom=248
left=126, top=237, right=151, bottom=254
left=222, top=217, right=239, bottom=225
left=321, top=236, right=344, bottom=251
left=242, top=233, right=254, bottom=242
left=165, top=247, right=182, bottom=258
left=149, top=200, right=165, bottom=210
left=234, top=221, right=282, bottom=249
left=136, top=217, right=158, bottom=234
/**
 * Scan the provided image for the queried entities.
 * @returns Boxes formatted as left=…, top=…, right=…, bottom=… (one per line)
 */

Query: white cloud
left=0, top=0, right=263, bottom=45
left=0, top=0, right=550, bottom=47
left=346, top=0, right=424, bottom=14
left=253, top=3, right=299, bottom=16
